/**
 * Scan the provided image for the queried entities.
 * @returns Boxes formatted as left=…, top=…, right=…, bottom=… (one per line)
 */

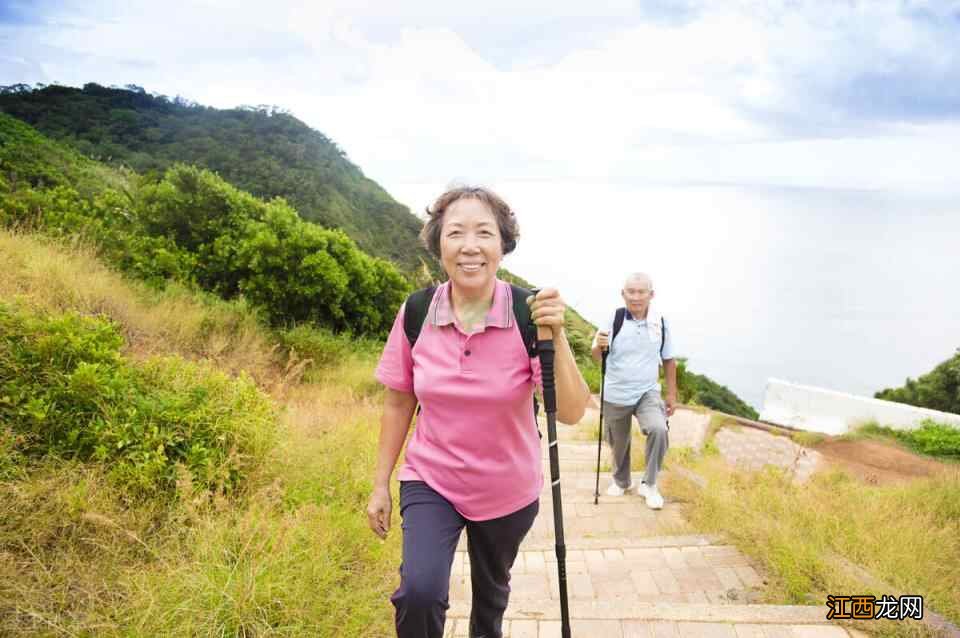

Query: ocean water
left=494, top=182, right=960, bottom=410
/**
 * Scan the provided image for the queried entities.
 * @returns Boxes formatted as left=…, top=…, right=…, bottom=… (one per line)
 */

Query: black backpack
left=403, top=284, right=538, bottom=355
left=610, top=307, right=667, bottom=359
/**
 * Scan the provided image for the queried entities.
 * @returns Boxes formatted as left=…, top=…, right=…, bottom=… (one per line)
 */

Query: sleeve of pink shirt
left=375, top=303, right=415, bottom=393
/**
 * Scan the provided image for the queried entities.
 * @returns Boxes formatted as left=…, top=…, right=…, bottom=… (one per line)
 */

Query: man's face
left=622, top=278, right=654, bottom=317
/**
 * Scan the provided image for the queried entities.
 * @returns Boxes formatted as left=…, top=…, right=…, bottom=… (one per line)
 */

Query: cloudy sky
left=3, top=0, right=959, bottom=404
left=4, top=0, right=960, bottom=192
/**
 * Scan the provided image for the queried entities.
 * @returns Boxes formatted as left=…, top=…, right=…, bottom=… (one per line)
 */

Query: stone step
left=449, top=542, right=763, bottom=609
left=536, top=470, right=677, bottom=502
left=520, top=473, right=689, bottom=545
left=513, top=534, right=722, bottom=552
left=459, top=532, right=720, bottom=556
left=445, top=617, right=859, bottom=637
left=448, top=599, right=836, bottom=625
left=505, top=503, right=689, bottom=548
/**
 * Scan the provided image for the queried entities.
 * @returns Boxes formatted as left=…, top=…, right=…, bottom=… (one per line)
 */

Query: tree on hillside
left=876, top=348, right=960, bottom=415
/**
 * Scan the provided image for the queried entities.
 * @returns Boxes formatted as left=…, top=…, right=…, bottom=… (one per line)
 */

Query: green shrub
left=0, top=302, right=277, bottom=495
left=904, top=420, right=960, bottom=459
left=860, top=420, right=960, bottom=460
left=133, top=164, right=411, bottom=334
left=2, top=119, right=415, bottom=337
left=277, top=324, right=380, bottom=372
left=0, top=183, right=196, bottom=285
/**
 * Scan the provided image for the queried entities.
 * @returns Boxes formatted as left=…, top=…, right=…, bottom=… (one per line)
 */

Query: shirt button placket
left=461, top=336, right=473, bottom=372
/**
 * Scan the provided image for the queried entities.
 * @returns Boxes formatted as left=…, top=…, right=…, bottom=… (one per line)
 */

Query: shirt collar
left=431, top=279, right=512, bottom=329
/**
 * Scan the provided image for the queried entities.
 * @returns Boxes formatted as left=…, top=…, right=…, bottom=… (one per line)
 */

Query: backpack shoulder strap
left=611, top=307, right=627, bottom=347
left=660, top=316, right=667, bottom=359
left=509, top=284, right=537, bottom=357
left=403, top=286, right=436, bottom=348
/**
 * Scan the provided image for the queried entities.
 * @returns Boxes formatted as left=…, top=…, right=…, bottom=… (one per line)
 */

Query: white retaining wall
left=759, top=378, right=960, bottom=436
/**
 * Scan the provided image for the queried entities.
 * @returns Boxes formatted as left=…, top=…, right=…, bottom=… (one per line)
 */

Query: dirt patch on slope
left=812, top=438, right=952, bottom=485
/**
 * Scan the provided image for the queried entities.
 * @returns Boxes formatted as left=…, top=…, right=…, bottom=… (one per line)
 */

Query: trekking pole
left=594, top=349, right=608, bottom=505
left=530, top=289, right=572, bottom=638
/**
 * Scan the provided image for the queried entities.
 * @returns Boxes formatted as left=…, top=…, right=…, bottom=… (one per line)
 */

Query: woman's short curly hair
left=419, top=185, right=520, bottom=259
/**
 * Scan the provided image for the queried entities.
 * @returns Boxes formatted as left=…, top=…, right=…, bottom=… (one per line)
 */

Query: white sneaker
left=605, top=480, right=634, bottom=497
left=638, top=482, right=664, bottom=509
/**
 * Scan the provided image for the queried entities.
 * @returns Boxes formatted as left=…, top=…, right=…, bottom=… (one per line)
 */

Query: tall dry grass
left=667, top=449, right=960, bottom=637
left=0, top=230, right=278, bottom=384
left=119, top=366, right=400, bottom=637
left=1, top=230, right=402, bottom=636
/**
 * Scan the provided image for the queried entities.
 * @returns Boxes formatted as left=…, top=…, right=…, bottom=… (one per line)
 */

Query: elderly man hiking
left=591, top=272, right=677, bottom=509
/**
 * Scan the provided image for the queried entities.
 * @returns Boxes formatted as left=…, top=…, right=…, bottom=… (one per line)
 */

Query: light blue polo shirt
left=602, top=309, right=675, bottom=406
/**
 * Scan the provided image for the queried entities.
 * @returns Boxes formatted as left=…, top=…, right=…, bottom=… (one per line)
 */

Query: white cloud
left=3, top=1, right=960, bottom=191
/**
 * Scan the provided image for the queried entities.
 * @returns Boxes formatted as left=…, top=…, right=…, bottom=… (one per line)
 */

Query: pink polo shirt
left=375, top=279, right=543, bottom=521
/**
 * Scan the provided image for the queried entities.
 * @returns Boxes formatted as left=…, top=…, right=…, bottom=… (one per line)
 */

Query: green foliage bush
left=0, top=302, right=277, bottom=495
left=861, top=420, right=960, bottom=460
left=875, top=348, right=960, bottom=415
left=2, top=113, right=413, bottom=336
left=278, top=324, right=380, bottom=371
left=135, top=164, right=411, bottom=333
left=0, top=183, right=196, bottom=284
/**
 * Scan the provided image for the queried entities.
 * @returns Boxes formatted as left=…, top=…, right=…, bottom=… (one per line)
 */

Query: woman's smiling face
left=439, top=197, right=503, bottom=293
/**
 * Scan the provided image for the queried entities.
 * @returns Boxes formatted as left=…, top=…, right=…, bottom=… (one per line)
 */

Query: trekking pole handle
left=530, top=288, right=557, bottom=414
left=529, top=288, right=553, bottom=341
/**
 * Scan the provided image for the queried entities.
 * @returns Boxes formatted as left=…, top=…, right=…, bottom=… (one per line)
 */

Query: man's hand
left=665, top=393, right=677, bottom=417
left=594, top=330, right=610, bottom=350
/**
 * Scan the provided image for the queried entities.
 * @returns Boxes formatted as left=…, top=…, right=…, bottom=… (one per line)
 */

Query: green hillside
left=1, top=112, right=410, bottom=336
left=0, top=82, right=435, bottom=277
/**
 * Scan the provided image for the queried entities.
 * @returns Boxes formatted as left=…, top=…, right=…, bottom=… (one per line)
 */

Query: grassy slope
left=0, top=230, right=400, bottom=637
left=665, top=418, right=959, bottom=637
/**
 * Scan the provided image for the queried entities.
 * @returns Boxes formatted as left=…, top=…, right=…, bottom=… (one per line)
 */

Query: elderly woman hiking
left=367, top=185, right=590, bottom=638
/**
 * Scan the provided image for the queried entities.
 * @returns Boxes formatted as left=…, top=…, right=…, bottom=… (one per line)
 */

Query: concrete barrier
left=759, top=378, right=960, bottom=435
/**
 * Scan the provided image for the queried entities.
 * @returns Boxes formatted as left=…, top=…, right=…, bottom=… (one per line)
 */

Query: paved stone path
left=444, top=408, right=861, bottom=637
left=714, top=427, right=822, bottom=484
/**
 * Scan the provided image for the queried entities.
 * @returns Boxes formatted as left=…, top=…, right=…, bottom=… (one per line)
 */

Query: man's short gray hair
left=624, top=272, right=654, bottom=290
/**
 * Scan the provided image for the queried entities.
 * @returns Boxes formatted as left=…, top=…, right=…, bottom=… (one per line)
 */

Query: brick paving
left=714, top=427, right=822, bottom=484
left=441, top=408, right=858, bottom=637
